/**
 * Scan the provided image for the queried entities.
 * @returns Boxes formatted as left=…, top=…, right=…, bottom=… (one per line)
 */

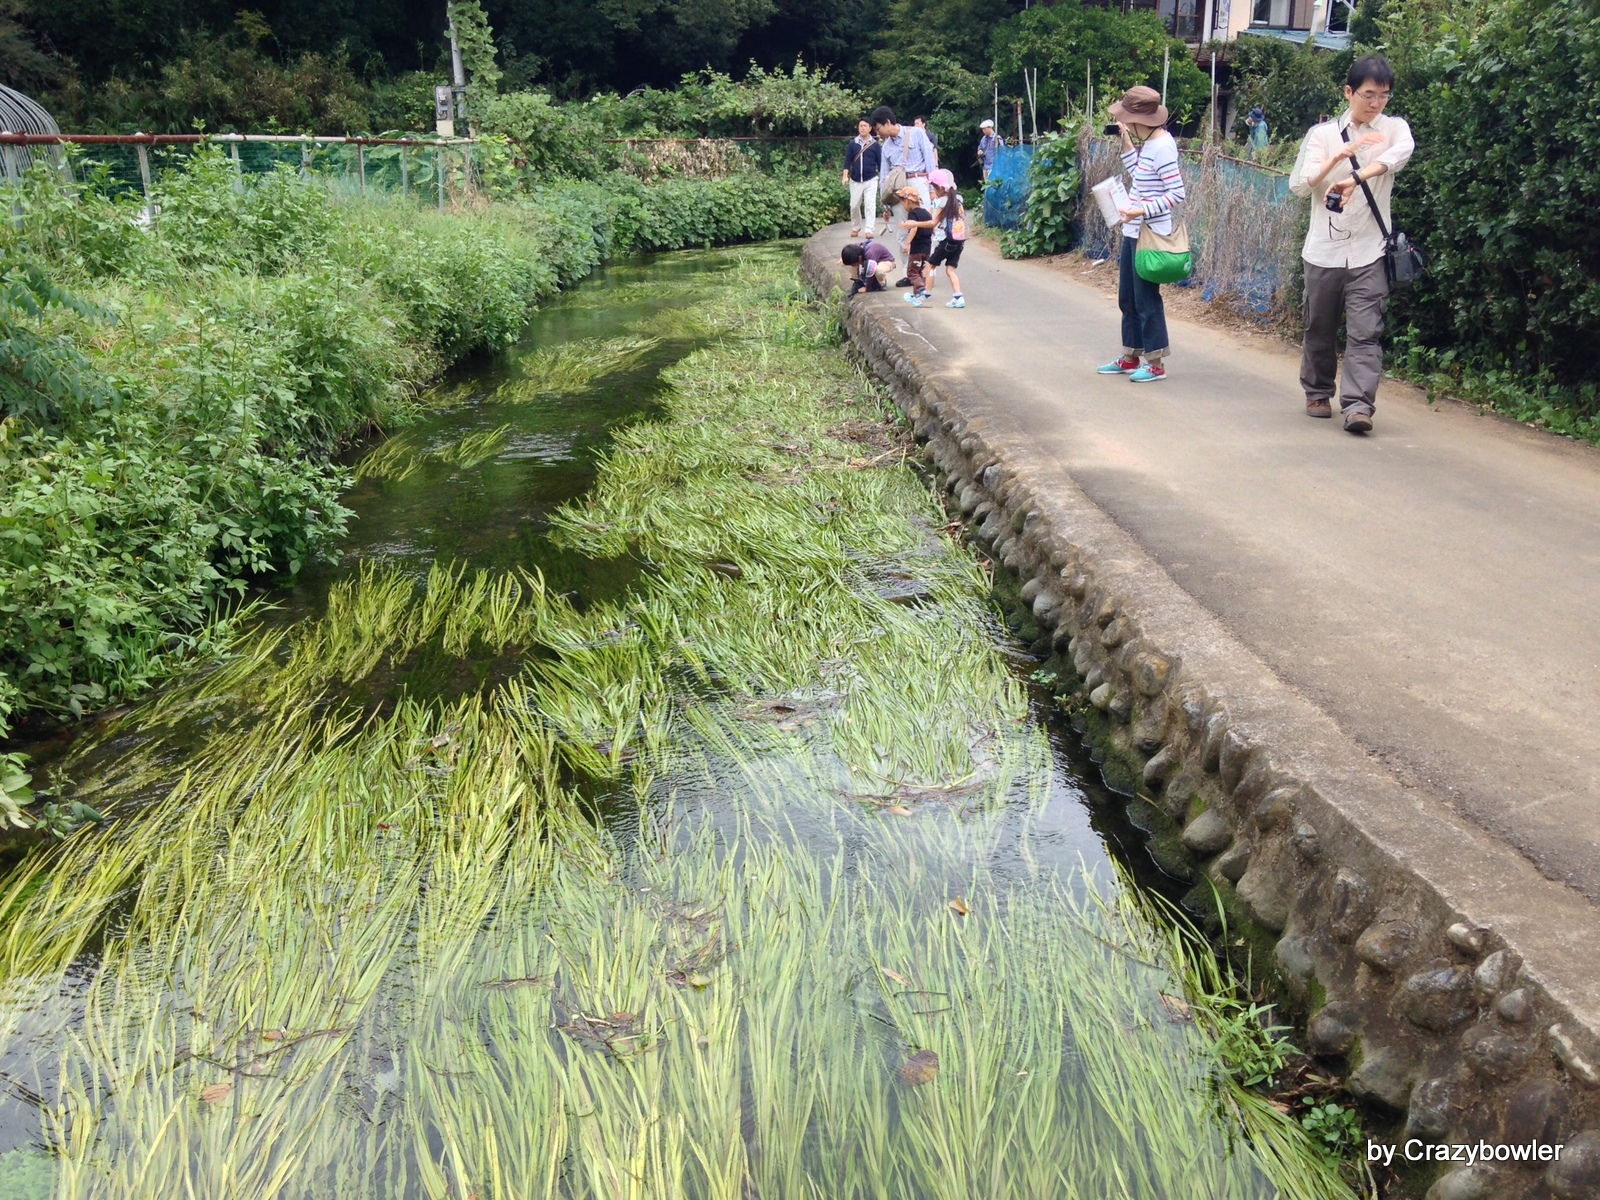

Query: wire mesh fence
left=982, top=143, right=1033, bottom=231
left=0, top=133, right=485, bottom=212
left=1077, top=136, right=1305, bottom=324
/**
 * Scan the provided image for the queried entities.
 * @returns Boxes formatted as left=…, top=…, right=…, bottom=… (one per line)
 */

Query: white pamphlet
left=1091, top=176, right=1131, bottom=227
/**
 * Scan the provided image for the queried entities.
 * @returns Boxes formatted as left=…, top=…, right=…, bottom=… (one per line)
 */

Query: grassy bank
left=0, top=150, right=842, bottom=741
left=0, top=258, right=1354, bottom=1197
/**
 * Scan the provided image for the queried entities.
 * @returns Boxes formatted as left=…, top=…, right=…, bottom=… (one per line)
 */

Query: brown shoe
left=1343, top=408, right=1373, bottom=434
left=1305, top=398, right=1333, bottom=418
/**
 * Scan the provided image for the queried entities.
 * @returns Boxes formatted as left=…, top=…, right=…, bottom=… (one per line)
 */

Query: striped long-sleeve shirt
left=1120, top=133, right=1186, bottom=239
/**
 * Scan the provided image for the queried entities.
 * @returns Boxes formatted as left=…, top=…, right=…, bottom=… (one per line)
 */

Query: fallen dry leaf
left=899, top=1049, right=939, bottom=1086
left=948, top=896, right=971, bottom=917
left=200, top=1082, right=233, bottom=1105
left=1158, top=993, right=1193, bottom=1022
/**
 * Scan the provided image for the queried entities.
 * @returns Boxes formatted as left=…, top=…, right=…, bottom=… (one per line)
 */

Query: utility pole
left=446, top=5, right=468, bottom=132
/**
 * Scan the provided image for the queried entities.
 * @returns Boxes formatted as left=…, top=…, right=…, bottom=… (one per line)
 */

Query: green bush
left=0, top=140, right=840, bottom=734
left=991, top=4, right=1211, bottom=128
left=604, top=172, right=846, bottom=252
left=1000, top=123, right=1084, bottom=258
left=0, top=152, right=606, bottom=731
left=1229, top=38, right=1344, bottom=146
left=1389, top=0, right=1600, bottom=416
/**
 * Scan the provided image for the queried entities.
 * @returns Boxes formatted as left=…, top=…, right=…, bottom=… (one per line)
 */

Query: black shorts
left=929, top=240, right=965, bottom=268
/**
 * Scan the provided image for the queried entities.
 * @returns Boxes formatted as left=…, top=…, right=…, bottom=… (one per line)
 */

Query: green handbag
left=1134, top=219, right=1193, bottom=284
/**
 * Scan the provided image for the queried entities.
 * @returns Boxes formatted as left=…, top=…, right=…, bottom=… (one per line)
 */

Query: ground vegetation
left=0, top=148, right=841, bottom=738
left=0, top=260, right=1359, bottom=1196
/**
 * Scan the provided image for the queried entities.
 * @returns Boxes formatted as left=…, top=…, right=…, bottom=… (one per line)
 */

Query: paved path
left=849, top=227, right=1600, bottom=902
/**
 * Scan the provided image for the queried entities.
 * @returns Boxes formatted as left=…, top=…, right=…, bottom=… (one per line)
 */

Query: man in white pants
left=842, top=119, right=880, bottom=237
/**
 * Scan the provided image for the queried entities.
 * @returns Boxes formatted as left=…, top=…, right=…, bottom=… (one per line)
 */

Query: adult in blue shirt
left=870, top=106, right=935, bottom=224
left=842, top=119, right=881, bottom=236
left=977, top=119, right=1001, bottom=182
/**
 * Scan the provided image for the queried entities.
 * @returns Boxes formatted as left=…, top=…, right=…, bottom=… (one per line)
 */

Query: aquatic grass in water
left=0, top=251, right=1356, bottom=1198
left=353, top=424, right=513, bottom=481
left=496, top=336, right=664, bottom=402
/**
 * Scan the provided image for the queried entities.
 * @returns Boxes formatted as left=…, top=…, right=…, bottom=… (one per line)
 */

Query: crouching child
left=841, top=239, right=897, bottom=296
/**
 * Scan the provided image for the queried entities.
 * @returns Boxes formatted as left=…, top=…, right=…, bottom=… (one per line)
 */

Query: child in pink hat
left=917, top=169, right=968, bottom=308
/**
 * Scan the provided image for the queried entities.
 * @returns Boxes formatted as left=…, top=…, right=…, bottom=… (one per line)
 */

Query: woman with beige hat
left=1095, top=85, right=1187, bottom=385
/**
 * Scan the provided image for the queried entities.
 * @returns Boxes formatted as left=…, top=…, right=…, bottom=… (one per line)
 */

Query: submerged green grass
left=0, top=252, right=1356, bottom=1199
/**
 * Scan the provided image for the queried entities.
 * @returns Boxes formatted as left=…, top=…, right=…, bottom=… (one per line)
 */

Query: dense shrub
left=1000, top=124, right=1084, bottom=259
left=1388, top=0, right=1600, bottom=424
left=1229, top=38, right=1345, bottom=149
left=0, top=153, right=606, bottom=732
left=605, top=172, right=846, bottom=252
left=0, top=144, right=841, bottom=734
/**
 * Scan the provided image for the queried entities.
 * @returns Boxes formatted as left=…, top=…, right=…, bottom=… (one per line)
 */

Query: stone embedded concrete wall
left=804, top=232, right=1600, bottom=1200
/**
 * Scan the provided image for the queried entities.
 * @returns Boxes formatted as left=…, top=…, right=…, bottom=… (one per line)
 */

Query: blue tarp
left=982, top=143, right=1033, bottom=231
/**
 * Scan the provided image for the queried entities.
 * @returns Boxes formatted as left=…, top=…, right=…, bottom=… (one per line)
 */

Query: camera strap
left=1340, top=125, right=1393, bottom=243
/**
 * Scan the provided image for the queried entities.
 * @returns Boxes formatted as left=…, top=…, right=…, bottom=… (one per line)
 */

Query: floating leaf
left=200, top=1082, right=233, bottom=1105
left=1158, top=993, right=1193, bottom=1022
left=899, top=1049, right=939, bottom=1086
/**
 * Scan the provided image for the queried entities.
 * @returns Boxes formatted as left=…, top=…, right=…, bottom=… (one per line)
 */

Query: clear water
left=0, top=246, right=1343, bottom=1199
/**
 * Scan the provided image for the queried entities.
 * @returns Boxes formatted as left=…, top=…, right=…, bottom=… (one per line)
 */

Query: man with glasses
left=1289, top=56, right=1414, bottom=434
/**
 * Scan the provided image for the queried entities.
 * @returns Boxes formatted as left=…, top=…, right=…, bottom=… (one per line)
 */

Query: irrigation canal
left=0, top=246, right=1354, bottom=1198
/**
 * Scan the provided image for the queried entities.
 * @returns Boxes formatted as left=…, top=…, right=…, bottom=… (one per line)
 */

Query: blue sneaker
left=1097, top=357, right=1140, bottom=375
left=1129, top=365, right=1167, bottom=383
left=908, top=293, right=926, bottom=307
left=904, top=289, right=920, bottom=302
left=946, top=296, right=965, bottom=308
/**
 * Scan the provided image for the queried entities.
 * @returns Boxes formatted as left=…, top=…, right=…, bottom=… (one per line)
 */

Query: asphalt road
left=861, top=229, right=1600, bottom=902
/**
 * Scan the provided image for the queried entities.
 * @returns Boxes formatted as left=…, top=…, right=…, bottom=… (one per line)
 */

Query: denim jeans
left=1119, top=234, right=1170, bottom=359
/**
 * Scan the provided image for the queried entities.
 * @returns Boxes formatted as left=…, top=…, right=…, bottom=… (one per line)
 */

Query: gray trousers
left=1301, top=258, right=1389, bottom=415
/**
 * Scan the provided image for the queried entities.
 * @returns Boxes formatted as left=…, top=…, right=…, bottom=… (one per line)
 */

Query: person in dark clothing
left=895, top=186, right=934, bottom=295
left=841, top=239, right=897, bottom=295
left=842, top=119, right=881, bottom=236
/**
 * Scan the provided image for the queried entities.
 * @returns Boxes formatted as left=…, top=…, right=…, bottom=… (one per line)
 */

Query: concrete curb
left=805, top=230, right=1600, bottom=1200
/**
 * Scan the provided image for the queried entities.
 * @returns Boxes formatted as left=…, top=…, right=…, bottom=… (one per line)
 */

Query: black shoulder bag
left=1341, top=127, right=1424, bottom=289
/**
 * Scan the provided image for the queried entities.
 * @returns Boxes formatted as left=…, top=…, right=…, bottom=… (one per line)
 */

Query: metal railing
left=0, top=131, right=481, bottom=212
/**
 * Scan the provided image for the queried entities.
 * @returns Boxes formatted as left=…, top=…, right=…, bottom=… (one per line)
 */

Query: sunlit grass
left=496, top=336, right=663, bottom=401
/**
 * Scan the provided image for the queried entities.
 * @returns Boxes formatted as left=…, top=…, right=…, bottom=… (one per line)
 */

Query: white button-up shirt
left=1290, top=110, right=1415, bottom=270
